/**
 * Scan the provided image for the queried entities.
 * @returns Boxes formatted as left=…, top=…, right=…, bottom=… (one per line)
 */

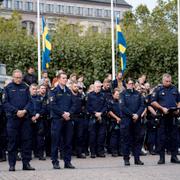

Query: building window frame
left=25, top=1, right=33, bottom=12
left=14, top=0, right=23, bottom=10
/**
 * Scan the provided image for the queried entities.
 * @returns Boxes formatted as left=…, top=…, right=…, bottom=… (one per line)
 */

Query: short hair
left=94, top=80, right=102, bottom=86
left=30, top=83, right=38, bottom=88
left=112, top=88, right=119, bottom=95
left=126, top=77, right=135, bottom=84
left=57, top=72, right=67, bottom=79
left=42, top=70, right=48, bottom=74
left=71, top=81, right=78, bottom=85
left=12, top=69, right=22, bottom=76
left=39, top=84, right=46, bottom=88
left=162, top=73, right=171, bottom=80
left=70, top=73, right=77, bottom=78
left=103, top=78, right=111, bottom=84
left=27, top=66, right=34, bottom=70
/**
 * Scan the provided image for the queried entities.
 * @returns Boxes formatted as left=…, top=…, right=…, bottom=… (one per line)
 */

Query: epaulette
left=154, top=84, right=163, bottom=91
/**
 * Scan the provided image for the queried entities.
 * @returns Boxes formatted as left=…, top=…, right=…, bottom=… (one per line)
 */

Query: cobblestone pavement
left=0, top=155, right=180, bottom=180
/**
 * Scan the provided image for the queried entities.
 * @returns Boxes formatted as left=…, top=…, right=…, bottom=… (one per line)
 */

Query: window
left=92, top=26, right=98, bottom=32
left=57, top=5, right=60, bottom=13
left=5, top=0, right=12, bottom=9
left=40, top=3, right=44, bottom=13
left=57, top=5, right=65, bottom=14
left=94, top=9, right=97, bottom=17
left=104, top=10, right=111, bottom=17
left=46, top=4, right=54, bottom=13
left=87, top=8, right=93, bottom=16
left=97, top=9, right=102, bottom=17
left=115, top=11, right=120, bottom=17
left=67, top=6, right=74, bottom=14
left=77, top=7, right=83, bottom=16
left=83, top=8, right=88, bottom=16
left=22, top=21, right=35, bottom=35
left=14, top=1, right=23, bottom=10
left=60, top=5, right=65, bottom=13
left=25, top=2, right=33, bottom=11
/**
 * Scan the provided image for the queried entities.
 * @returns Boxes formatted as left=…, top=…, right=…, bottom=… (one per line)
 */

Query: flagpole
left=111, top=0, right=115, bottom=80
left=37, top=0, right=41, bottom=83
left=178, top=0, right=180, bottom=91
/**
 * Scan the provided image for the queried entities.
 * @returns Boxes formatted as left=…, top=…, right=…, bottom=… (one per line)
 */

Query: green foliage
left=0, top=12, right=37, bottom=73
left=0, top=0, right=178, bottom=87
left=122, top=0, right=178, bottom=86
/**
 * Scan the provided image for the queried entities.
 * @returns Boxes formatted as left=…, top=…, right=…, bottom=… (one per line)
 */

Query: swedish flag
left=116, top=17, right=127, bottom=73
left=42, top=16, right=51, bottom=70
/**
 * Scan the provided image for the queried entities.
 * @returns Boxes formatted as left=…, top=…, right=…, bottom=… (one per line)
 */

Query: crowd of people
left=0, top=66, right=180, bottom=171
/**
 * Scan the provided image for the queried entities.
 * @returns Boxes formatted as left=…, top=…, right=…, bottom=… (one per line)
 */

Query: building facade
left=0, top=0, right=132, bottom=34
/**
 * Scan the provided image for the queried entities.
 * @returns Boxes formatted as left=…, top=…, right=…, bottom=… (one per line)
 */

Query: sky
left=125, top=0, right=158, bottom=11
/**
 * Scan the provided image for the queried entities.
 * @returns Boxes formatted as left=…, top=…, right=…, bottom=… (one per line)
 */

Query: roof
left=85, top=0, right=132, bottom=7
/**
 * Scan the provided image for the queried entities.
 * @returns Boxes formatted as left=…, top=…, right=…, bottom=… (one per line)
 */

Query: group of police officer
left=0, top=69, right=180, bottom=171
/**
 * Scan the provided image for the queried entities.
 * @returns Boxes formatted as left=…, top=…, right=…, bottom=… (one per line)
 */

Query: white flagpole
left=37, top=0, right=41, bottom=83
left=178, top=0, right=180, bottom=91
left=111, top=0, right=115, bottom=80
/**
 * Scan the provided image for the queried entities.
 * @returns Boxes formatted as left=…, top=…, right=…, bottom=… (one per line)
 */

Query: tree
left=0, top=0, right=178, bottom=86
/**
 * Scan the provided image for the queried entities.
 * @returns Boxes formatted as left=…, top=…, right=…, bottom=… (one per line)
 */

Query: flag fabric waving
left=116, top=17, right=127, bottom=73
left=42, top=16, right=52, bottom=70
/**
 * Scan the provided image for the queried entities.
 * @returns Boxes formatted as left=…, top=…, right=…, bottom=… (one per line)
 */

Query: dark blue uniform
left=145, top=94, right=158, bottom=154
left=50, top=85, right=74, bottom=166
left=87, top=91, right=107, bottom=157
left=151, top=85, right=180, bottom=158
left=71, top=92, right=86, bottom=157
left=3, top=82, right=32, bottom=167
left=101, top=88, right=112, bottom=154
left=30, top=95, right=46, bottom=158
left=120, top=89, right=145, bottom=161
left=42, top=93, right=51, bottom=157
left=108, top=97, right=122, bottom=156
left=0, top=88, right=7, bottom=162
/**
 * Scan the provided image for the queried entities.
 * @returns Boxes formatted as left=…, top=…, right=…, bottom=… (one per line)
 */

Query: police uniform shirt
left=151, top=85, right=180, bottom=108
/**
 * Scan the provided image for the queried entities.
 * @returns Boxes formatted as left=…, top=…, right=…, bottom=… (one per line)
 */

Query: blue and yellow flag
left=116, top=17, right=127, bottom=73
left=42, top=16, right=51, bottom=70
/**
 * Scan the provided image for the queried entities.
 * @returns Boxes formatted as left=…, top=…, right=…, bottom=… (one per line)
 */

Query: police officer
left=39, top=84, right=51, bottom=157
left=50, top=72, right=75, bottom=169
left=23, top=66, right=37, bottom=86
left=108, top=88, right=122, bottom=157
left=101, top=78, right=112, bottom=154
left=87, top=80, right=107, bottom=158
left=30, top=84, right=46, bottom=160
left=0, top=87, right=7, bottom=162
left=120, top=78, right=145, bottom=166
left=151, top=73, right=180, bottom=164
left=71, top=81, right=86, bottom=158
left=145, top=89, right=158, bottom=155
left=3, top=69, right=35, bottom=171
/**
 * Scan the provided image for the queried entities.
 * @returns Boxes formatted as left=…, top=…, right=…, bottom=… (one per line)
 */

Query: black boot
left=77, top=154, right=86, bottom=159
left=64, top=162, right=75, bottom=169
left=170, top=156, right=180, bottom=164
left=134, top=158, right=144, bottom=165
left=23, top=163, right=35, bottom=170
left=157, top=154, right=165, bottom=164
left=124, top=156, right=130, bottom=166
left=53, top=162, right=60, bottom=169
left=9, top=166, right=15, bottom=171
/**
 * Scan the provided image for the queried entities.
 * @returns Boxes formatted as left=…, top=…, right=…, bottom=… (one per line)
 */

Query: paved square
left=0, top=155, right=180, bottom=180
